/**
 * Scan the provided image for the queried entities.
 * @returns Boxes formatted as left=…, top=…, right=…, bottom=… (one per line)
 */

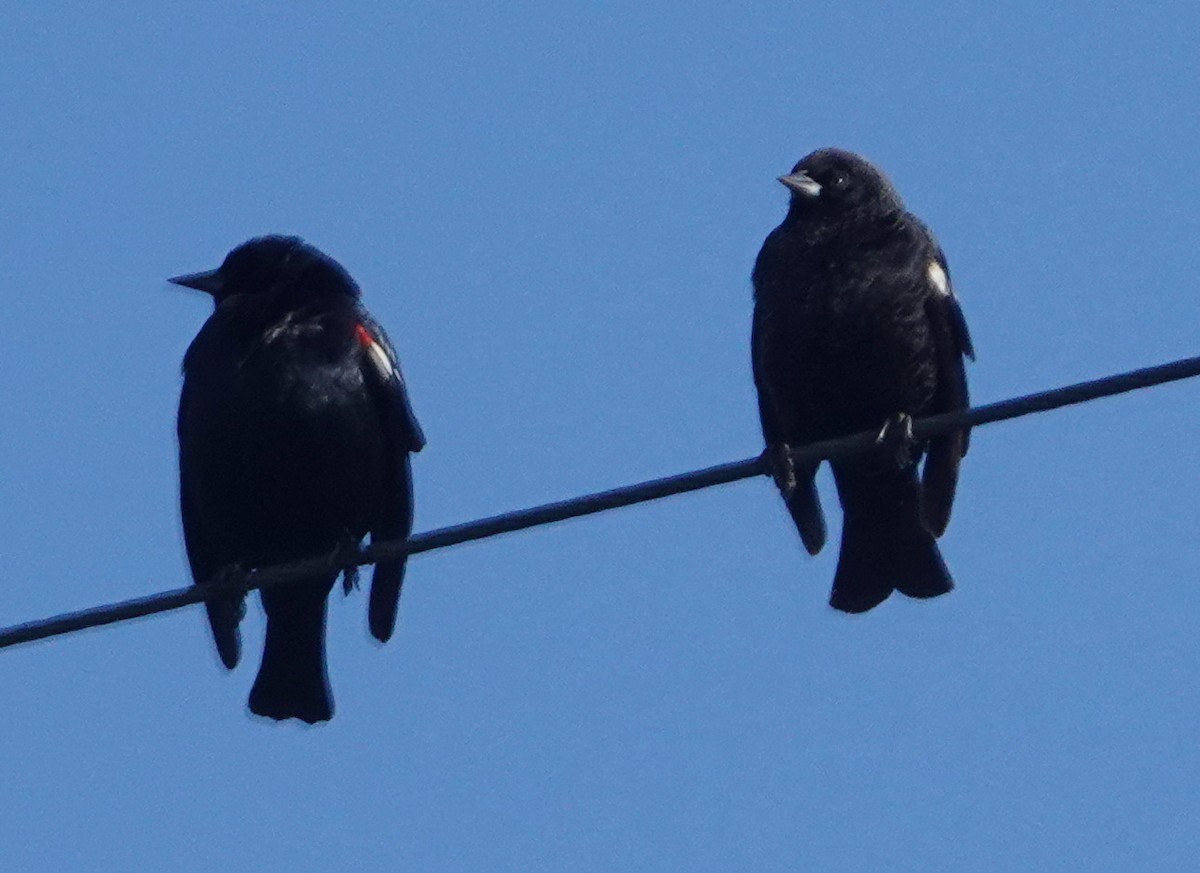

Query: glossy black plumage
left=174, top=236, right=424, bottom=722
left=752, top=149, right=974, bottom=612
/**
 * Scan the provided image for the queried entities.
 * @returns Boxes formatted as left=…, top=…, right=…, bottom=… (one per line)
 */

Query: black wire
left=3, top=351, right=1199, bottom=652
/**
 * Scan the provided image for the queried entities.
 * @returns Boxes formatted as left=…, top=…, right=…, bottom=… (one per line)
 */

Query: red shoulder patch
left=356, top=322, right=398, bottom=381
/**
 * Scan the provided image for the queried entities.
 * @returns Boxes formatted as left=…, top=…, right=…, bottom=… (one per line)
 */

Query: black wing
left=751, top=301, right=783, bottom=447
left=920, top=247, right=975, bottom=537
left=356, top=315, right=424, bottom=643
left=178, top=380, right=243, bottom=669
left=751, top=296, right=826, bottom=555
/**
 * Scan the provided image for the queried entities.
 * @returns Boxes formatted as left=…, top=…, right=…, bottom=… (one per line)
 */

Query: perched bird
left=173, top=236, right=424, bottom=722
left=751, top=149, right=974, bottom=612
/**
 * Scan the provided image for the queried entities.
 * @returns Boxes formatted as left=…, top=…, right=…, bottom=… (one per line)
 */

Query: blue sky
left=2, top=3, right=1199, bottom=870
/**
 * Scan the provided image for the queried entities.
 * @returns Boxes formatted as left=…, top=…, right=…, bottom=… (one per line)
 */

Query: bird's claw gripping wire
left=766, top=442, right=799, bottom=500
left=333, top=533, right=363, bottom=595
left=209, top=563, right=250, bottom=622
left=875, top=412, right=918, bottom=470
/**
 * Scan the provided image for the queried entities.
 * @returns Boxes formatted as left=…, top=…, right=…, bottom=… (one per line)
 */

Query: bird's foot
left=209, top=563, right=249, bottom=622
left=875, top=412, right=917, bottom=469
left=765, top=442, right=799, bottom=499
left=333, top=533, right=362, bottom=595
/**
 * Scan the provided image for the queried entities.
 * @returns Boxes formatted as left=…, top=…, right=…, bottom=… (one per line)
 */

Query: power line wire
left=3, top=351, right=1200, bottom=652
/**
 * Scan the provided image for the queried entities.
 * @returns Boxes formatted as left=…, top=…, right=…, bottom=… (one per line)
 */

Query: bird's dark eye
left=833, top=174, right=849, bottom=189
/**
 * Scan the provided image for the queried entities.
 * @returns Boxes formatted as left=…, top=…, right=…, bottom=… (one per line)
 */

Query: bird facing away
left=751, top=149, right=974, bottom=612
left=174, top=236, right=425, bottom=722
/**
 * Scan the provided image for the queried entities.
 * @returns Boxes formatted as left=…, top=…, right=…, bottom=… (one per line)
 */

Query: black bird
left=173, top=236, right=424, bottom=722
left=751, top=149, right=974, bottom=612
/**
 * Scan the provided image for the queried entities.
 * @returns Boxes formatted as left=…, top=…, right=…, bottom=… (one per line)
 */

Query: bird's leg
left=333, top=532, right=362, bottom=595
left=765, top=442, right=799, bottom=499
left=875, top=412, right=917, bottom=470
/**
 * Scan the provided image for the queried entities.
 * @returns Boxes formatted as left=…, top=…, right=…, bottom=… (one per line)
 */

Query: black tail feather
left=249, top=579, right=334, bottom=724
left=830, top=461, right=953, bottom=613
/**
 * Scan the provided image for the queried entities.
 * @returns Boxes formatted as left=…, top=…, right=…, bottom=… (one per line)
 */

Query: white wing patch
left=927, top=260, right=950, bottom=297
left=356, top=323, right=398, bottom=381
left=367, top=341, right=396, bottom=380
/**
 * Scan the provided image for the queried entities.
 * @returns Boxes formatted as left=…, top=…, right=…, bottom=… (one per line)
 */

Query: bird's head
left=170, top=235, right=360, bottom=305
left=778, top=148, right=904, bottom=220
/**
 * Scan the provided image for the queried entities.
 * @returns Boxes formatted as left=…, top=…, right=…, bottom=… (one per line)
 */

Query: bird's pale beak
left=779, top=171, right=821, bottom=198
left=169, top=269, right=223, bottom=295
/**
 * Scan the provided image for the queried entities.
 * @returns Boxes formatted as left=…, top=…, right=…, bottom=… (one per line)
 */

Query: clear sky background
left=2, top=3, right=1199, bottom=870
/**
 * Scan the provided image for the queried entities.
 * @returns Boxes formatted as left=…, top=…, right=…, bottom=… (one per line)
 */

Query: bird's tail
left=249, top=577, right=335, bottom=724
left=829, top=460, right=953, bottom=613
